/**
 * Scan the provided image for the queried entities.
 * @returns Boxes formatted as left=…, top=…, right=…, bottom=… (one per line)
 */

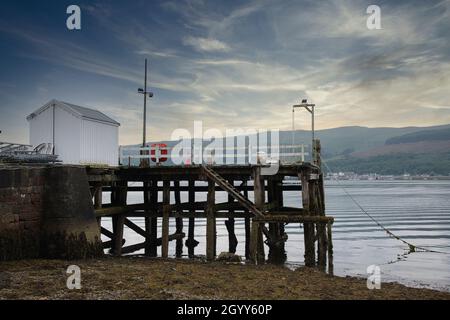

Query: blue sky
left=1, top=0, right=449, bottom=144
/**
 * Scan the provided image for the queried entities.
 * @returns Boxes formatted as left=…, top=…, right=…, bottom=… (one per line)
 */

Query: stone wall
left=0, top=166, right=102, bottom=261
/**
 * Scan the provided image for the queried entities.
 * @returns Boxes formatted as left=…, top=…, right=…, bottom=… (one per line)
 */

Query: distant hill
left=323, top=126, right=450, bottom=175
left=385, top=127, right=450, bottom=145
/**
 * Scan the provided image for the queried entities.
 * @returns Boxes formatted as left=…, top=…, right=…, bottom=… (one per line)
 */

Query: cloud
left=2, top=0, right=450, bottom=144
left=135, top=50, right=178, bottom=58
left=183, top=36, right=230, bottom=52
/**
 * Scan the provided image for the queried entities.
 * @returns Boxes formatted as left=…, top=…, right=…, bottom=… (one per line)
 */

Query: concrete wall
left=0, top=167, right=44, bottom=260
left=0, top=166, right=103, bottom=261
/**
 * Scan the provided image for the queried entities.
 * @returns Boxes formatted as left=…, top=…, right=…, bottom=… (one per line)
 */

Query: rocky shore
left=1, top=257, right=449, bottom=300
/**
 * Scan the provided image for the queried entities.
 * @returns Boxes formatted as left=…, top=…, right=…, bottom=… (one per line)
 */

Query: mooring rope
left=319, top=155, right=449, bottom=255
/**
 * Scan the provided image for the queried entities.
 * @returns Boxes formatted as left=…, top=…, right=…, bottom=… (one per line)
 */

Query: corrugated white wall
left=29, top=105, right=81, bottom=164
left=80, top=119, right=118, bottom=166
left=54, top=107, right=81, bottom=164
left=29, top=106, right=53, bottom=148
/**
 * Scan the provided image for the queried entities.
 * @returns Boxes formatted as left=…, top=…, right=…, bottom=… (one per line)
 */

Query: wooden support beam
left=101, top=227, right=114, bottom=239
left=111, top=181, right=127, bottom=256
left=186, top=179, right=199, bottom=258
left=95, top=203, right=149, bottom=217
left=243, top=180, right=251, bottom=260
left=149, top=180, right=158, bottom=257
left=102, top=239, right=125, bottom=249
left=143, top=180, right=151, bottom=256
left=174, top=180, right=183, bottom=258
left=94, top=185, right=102, bottom=229
left=94, top=185, right=103, bottom=209
left=250, top=220, right=264, bottom=264
left=317, top=223, right=327, bottom=270
left=327, top=222, right=334, bottom=275
left=250, top=166, right=265, bottom=264
left=162, top=180, right=170, bottom=258
left=226, top=179, right=238, bottom=253
left=124, top=218, right=147, bottom=238
left=101, top=184, right=302, bottom=192
left=266, top=178, right=287, bottom=264
left=206, top=178, right=216, bottom=261
left=318, top=173, right=325, bottom=215
left=300, top=169, right=316, bottom=267
left=312, top=139, right=321, bottom=168
left=254, top=215, right=334, bottom=223
left=112, top=214, right=125, bottom=256
left=121, top=233, right=185, bottom=255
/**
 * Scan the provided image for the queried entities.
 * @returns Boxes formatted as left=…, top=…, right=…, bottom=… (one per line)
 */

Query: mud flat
left=1, top=257, right=449, bottom=300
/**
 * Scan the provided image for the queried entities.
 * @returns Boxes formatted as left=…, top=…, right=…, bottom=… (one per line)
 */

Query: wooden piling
left=186, top=179, right=198, bottom=258
left=174, top=180, right=184, bottom=258
left=111, top=181, right=127, bottom=256
left=161, top=180, right=170, bottom=258
left=267, top=178, right=287, bottom=264
left=94, top=184, right=102, bottom=229
left=313, top=139, right=321, bottom=168
left=148, top=180, right=158, bottom=257
left=143, top=181, right=152, bottom=256
left=317, top=223, right=327, bottom=270
left=250, top=166, right=265, bottom=264
left=300, top=169, right=316, bottom=267
left=242, top=180, right=251, bottom=260
left=206, top=179, right=216, bottom=261
left=225, top=179, right=238, bottom=253
left=111, top=214, right=125, bottom=256
left=327, top=221, right=334, bottom=275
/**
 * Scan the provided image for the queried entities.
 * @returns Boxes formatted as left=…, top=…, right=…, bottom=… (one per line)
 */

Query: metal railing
left=119, top=144, right=310, bottom=167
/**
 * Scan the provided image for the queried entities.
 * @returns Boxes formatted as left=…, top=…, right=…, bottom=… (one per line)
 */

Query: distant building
left=27, top=99, right=120, bottom=166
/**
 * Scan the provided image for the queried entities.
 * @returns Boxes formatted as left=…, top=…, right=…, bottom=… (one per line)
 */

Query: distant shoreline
left=324, top=176, right=450, bottom=181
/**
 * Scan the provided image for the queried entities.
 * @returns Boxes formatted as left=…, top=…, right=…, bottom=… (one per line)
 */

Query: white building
left=27, top=99, right=120, bottom=166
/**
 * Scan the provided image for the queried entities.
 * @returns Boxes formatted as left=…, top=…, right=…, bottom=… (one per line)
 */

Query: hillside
left=385, top=128, right=450, bottom=145
left=326, top=127, right=450, bottom=175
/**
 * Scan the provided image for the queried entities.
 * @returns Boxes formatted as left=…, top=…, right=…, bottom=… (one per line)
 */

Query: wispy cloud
left=183, top=36, right=230, bottom=52
left=1, top=0, right=450, bottom=144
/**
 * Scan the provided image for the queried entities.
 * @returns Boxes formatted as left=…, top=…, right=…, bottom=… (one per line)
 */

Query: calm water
left=101, top=180, right=450, bottom=292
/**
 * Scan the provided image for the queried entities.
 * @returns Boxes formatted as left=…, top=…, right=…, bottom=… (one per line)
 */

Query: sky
left=0, top=0, right=450, bottom=145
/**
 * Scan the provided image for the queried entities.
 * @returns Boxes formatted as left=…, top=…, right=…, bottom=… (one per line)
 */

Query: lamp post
left=138, top=59, right=154, bottom=166
left=292, top=98, right=316, bottom=159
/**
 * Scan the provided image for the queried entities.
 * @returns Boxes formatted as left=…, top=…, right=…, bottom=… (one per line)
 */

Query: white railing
left=119, top=144, right=310, bottom=167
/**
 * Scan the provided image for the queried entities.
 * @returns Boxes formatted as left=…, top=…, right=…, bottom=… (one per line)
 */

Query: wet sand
left=1, top=257, right=449, bottom=300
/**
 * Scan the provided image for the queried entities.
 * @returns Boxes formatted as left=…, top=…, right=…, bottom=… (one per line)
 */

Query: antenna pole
left=143, top=59, right=147, bottom=148
left=292, top=107, right=295, bottom=162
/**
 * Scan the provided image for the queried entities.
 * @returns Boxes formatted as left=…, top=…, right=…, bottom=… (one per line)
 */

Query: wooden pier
left=87, top=156, right=334, bottom=271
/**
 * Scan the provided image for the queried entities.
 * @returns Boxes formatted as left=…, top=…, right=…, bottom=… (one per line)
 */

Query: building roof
left=27, top=99, right=120, bottom=126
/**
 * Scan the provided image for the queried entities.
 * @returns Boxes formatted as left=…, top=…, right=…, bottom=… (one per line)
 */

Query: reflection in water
left=101, top=180, right=450, bottom=292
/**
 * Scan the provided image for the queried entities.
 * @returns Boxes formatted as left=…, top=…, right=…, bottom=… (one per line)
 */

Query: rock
left=216, top=252, right=242, bottom=263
